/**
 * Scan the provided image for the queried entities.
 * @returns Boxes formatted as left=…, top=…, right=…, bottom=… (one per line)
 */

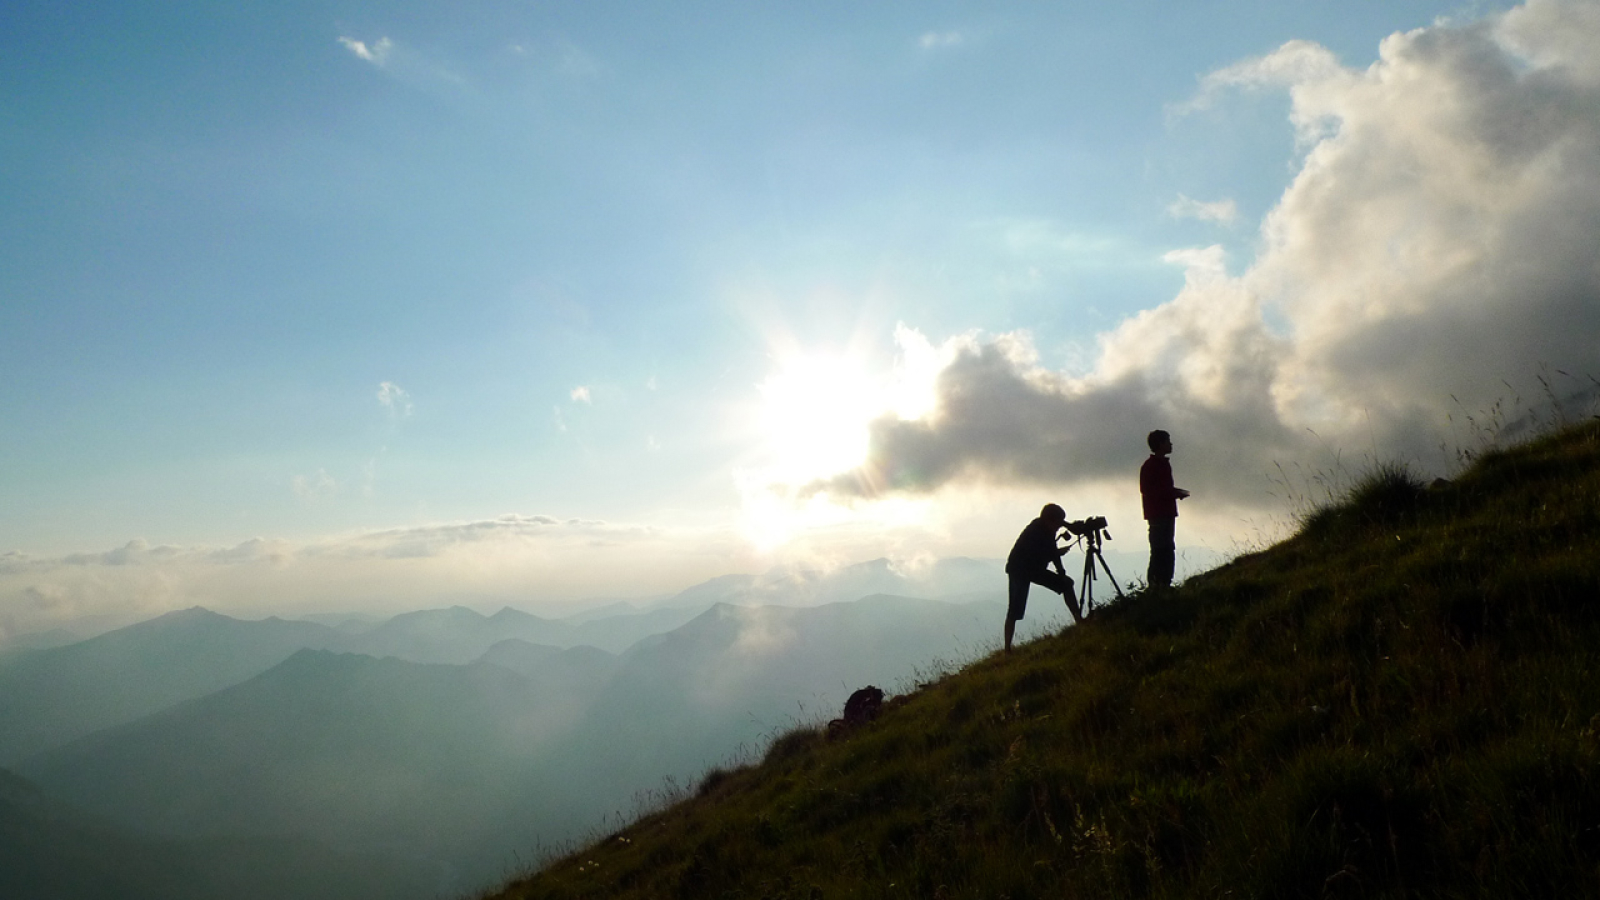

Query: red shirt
left=1140, top=454, right=1179, bottom=520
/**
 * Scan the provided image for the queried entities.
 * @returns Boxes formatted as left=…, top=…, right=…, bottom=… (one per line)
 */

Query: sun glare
left=752, top=326, right=948, bottom=488
left=756, top=354, right=878, bottom=485
left=735, top=326, right=955, bottom=552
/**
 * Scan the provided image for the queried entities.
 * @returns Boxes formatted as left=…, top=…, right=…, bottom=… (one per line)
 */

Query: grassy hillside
left=483, top=420, right=1600, bottom=899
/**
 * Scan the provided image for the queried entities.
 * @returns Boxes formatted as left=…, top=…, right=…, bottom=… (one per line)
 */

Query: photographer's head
left=1040, top=503, right=1066, bottom=524
left=1147, top=429, right=1172, bottom=455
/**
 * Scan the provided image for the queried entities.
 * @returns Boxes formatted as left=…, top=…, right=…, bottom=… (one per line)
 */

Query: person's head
left=1040, top=503, right=1066, bottom=523
left=1147, top=429, right=1172, bottom=455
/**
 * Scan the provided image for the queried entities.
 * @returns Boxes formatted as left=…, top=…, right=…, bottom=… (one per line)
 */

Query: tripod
left=1064, top=525, right=1124, bottom=617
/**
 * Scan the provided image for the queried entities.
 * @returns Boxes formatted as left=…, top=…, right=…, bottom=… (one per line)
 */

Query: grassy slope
left=485, top=422, right=1600, bottom=900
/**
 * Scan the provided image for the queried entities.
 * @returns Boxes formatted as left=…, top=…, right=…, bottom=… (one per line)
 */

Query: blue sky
left=12, top=0, right=1600, bottom=627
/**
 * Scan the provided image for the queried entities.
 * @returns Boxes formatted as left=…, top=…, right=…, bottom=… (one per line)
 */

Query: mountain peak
left=158, top=606, right=224, bottom=621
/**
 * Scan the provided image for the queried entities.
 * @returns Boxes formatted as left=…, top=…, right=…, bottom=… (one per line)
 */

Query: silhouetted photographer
left=1004, top=503, right=1080, bottom=654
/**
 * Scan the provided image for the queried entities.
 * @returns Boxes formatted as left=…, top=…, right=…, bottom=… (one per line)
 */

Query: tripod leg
left=1081, top=550, right=1095, bottom=616
left=1094, top=551, right=1124, bottom=599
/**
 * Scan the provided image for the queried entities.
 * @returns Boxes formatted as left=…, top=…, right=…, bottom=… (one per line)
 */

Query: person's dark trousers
left=1147, top=518, right=1176, bottom=588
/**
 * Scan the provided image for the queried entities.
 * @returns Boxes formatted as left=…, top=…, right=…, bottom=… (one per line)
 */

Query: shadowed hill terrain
left=484, top=421, right=1600, bottom=899
left=0, top=767, right=436, bottom=900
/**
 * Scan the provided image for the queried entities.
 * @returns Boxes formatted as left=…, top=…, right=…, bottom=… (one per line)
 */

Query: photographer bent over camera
left=1004, top=503, right=1082, bottom=655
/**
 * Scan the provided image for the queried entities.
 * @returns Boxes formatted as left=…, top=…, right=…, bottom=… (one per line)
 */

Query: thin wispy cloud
left=967, top=217, right=1148, bottom=273
left=506, top=37, right=603, bottom=78
left=1174, top=38, right=1345, bottom=117
left=1160, top=245, right=1228, bottom=277
left=338, top=36, right=393, bottom=67
left=291, top=469, right=339, bottom=501
left=570, top=385, right=592, bottom=404
left=335, top=35, right=465, bottom=89
left=1168, top=194, right=1239, bottom=224
left=918, top=31, right=965, bottom=50
left=377, top=381, right=413, bottom=417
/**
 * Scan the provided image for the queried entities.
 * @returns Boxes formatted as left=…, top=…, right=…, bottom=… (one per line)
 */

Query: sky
left=4, top=0, right=1599, bottom=635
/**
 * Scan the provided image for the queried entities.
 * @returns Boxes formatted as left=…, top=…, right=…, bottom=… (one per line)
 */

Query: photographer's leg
left=1005, top=575, right=1029, bottom=654
left=1034, top=570, right=1081, bottom=624
left=1148, top=518, right=1176, bottom=589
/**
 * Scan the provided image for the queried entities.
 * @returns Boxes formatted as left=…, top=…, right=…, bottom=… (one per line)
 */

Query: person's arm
left=1160, top=459, right=1189, bottom=501
left=1046, top=524, right=1068, bottom=565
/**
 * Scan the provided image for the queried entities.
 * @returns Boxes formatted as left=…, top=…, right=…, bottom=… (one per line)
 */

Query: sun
left=755, top=353, right=880, bottom=486
left=750, top=326, right=948, bottom=491
left=734, top=327, right=952, bottom=551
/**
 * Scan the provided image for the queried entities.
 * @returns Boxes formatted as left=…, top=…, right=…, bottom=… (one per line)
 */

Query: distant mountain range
left=0, top=608, right=348, bottom=763
left=0, top=557, right=1044, bottom=899
left=0, top=557, right=1011, bottom=765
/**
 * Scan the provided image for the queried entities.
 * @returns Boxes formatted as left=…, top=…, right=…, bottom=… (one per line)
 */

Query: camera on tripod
left=1057, top=514, right=1122, bottom=616
left=1064, top=515, right=1109, bottom=537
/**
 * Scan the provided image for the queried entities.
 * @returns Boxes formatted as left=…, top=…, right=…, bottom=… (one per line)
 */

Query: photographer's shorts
left=1008, top=568, right=1074, bottom=620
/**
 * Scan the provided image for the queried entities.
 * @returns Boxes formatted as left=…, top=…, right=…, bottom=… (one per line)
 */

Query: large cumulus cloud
left=825, top=0, right=1600, bottom=505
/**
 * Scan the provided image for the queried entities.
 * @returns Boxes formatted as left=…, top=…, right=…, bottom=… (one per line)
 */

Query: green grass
left=481, top=421, right=1600, bottom=899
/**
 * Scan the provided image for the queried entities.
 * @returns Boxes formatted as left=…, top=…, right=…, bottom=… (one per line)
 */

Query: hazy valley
left=0, top=556, right=1051, bottom=899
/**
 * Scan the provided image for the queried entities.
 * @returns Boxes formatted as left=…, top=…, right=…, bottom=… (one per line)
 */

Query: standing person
left=1004, top=503, right=1079, bottom=655
left=1140, top=430, right=1190, bottom=590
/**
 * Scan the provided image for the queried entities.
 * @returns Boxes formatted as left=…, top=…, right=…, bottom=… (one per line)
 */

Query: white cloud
left=336, top=35, right=465, bottom=89
left=570, top=385, right=592, bottom=404
left=1499, top=0, right=1600, bottom=85
left=815, top=0, right=1600, bottom=509
left=1197, top=38, right=1344, bottom=95
left=338, top=36, right=393, bottom=66
left=377, top=381, right=413, bottom=417
left=1159, top=244, right=1229, bottom=278
left=1168, top=194, right=1240, bottom=224
left=1174, top=38, right=1354, bottom=146
left=1179, top=38, right=1344, bottom=114
left=918, top=31, right=965, bottom=50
